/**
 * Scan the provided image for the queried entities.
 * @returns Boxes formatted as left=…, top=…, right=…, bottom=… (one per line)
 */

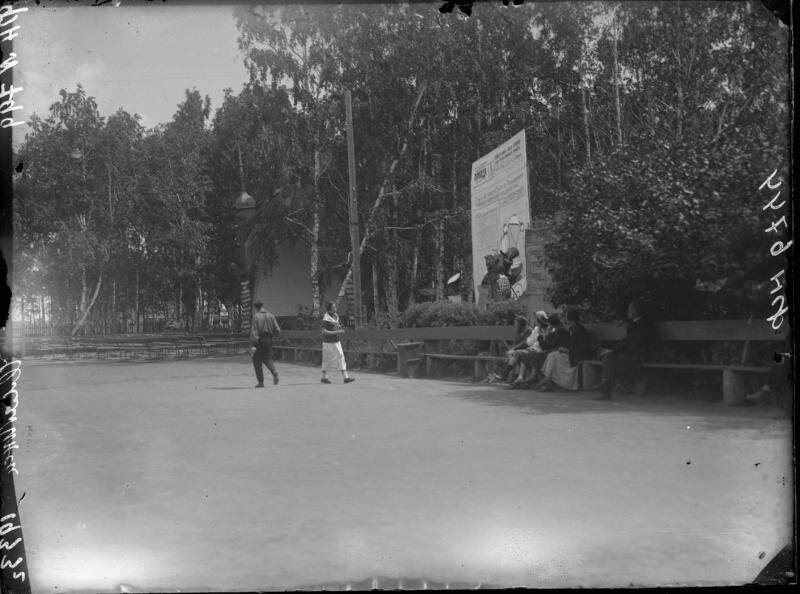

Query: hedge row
left=398, top=301, right=526, bottom=328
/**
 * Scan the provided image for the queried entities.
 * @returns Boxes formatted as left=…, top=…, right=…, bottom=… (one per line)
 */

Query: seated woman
left=498, top=315, right=535, bottom=382
left=508, top=311, right=551, bottom=388
left=535, top=308, right=596, bottom=392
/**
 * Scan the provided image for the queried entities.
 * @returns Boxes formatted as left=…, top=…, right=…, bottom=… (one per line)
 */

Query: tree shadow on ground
left=435, top=380, right=791, bottom=433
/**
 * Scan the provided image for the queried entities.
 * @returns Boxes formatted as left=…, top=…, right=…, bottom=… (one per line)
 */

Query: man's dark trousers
left=253, top=334, right=278, bottom=384
left=600, top=317, right=651, bottom=396
left=601, top=350, right=642, bottom=396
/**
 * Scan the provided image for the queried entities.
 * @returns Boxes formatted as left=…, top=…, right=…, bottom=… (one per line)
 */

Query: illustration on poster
left=480, top=215, right=526, bottom=302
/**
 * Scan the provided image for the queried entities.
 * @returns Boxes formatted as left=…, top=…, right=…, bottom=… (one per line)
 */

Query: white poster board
left=470, top=130, right=531, bottom=304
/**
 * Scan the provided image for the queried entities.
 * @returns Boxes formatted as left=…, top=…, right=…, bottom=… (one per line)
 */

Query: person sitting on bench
left=513, top=313, right=569, bottom=389
left=535, top=308, right=596, bottom=391
left=595, top=301, right=653, bottom=400
left=506, top=312, right=549, bottom=386
left=499, top=315, right=535, bottom=382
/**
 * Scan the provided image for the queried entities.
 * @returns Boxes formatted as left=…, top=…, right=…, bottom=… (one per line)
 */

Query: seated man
left=536, top=308, right=596, bottom=391
left=595, top=301, right=653, bottom=400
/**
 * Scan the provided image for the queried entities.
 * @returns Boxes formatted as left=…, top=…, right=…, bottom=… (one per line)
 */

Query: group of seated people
left=499, top=301, right=651, bottom=400
left=496, top=302, right=792, bottom=408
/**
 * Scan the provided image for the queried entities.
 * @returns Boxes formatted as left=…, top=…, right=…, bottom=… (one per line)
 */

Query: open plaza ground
left=13, top=356, right=794, bottom=592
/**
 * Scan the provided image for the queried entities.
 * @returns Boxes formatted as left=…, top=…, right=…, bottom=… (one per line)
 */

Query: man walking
left=250, top=300, right=280, bottom=388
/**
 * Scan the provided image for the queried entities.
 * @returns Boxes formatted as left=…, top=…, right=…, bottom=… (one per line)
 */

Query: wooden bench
left=277, top=327, right=514, bottom=378
left=577, top=320, right=785, bottom=405
left=250, top=320, right=785, bottom=404
left=343, top=349, right=398, bottom=370
left=423, top=353, right=506, bottom=381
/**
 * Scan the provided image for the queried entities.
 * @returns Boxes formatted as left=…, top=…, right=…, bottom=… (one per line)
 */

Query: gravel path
left=13, top=357, right=793, bottom=592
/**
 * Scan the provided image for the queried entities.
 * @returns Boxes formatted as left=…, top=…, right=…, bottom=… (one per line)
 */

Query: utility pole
left=234, top=141, right=256, bottom=335
left=345, top=89, right=363, bottom=328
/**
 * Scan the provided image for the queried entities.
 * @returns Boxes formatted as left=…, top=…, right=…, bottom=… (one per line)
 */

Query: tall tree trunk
left=107, top=163, right=113, bottom=220
left=336, top=84, right=428, bottom=303
left=675, top=3, right=686, bottom=140
left=675, top=80, right=684, bottom=140
left=71, top=271, right=103, bottom=336
left=135, top=270, right=140, bottom=333
left=371, top=258, right=380, bottom=321
left=176, top=255, right=182, bottom=325
left=409, top=241, right=419, bottom=306
left=434, top=216, right=445, bottom=301
left=581, top=87, right=592, bottom=165
left=111, top=279, right=116, bottom=334
left=612, top=28, right=623, bottom=146
left=384, top=184, right=399, bottom=326
left=197, top=283, right=204, bottom=331
left=555, top=103, right=563, bottom=188
left=310, top=149, right=322, bottom=317
left=79, top=267, right=88, bottom=315
left=384, top=233, right=399, bottom=325
left=450, top=151, right=458, bottom=212
left=594, top=128, right=603, bottom=158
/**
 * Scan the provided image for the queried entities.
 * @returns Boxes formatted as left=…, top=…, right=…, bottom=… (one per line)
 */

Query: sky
left=12, top=3, right=251, bottom=146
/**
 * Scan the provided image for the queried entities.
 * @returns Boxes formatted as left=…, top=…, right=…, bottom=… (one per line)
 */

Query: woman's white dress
left=321, top=313, right=347, bottom=372
left=542, top=351, right=579, bottom=390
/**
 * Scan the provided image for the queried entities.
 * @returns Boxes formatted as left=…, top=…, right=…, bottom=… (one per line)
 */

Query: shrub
left=481, top=301, right=528, bottom=325
left=545, top=130, right=789, bottom=321
left=398, top=300, right=526, bottom=327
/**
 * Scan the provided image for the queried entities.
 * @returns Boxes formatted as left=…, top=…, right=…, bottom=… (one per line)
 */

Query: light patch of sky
left=12, top=4, right=251, bottom=147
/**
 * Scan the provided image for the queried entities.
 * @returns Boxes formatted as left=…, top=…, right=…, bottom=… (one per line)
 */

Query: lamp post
left=234, top=143, right=257, bottom=335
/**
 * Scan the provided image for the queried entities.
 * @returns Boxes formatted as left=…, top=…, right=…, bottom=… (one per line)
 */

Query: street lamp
left=234, top=143, right=257, bottom=335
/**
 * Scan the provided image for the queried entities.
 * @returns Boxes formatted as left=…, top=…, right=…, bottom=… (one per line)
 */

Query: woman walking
left=320, top=301, right=355, bottom=384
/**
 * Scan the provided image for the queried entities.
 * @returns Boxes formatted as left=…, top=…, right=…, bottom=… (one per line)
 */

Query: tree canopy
left=12, top=1, right=790, bottom=333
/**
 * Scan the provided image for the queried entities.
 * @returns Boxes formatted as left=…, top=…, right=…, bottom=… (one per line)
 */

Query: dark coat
left=617, top=317, right=653, bottom=359
left=540, top=325, right=570, bottom=351
left=568, top=323, right=596, bottom=367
